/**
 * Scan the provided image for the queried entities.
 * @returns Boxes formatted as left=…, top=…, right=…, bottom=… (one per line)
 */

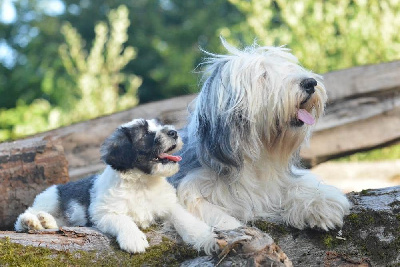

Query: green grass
left=335, top=143, right=400, bottom=162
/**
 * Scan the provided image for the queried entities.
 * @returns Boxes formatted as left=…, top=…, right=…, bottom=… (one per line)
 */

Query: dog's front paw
left=117, top=230, right=149, bottom=253
left=283, top=185, right=351, bottom=231
left=306, top=193, right=351, bottom=231
left=37, top=211, right=58, bottom=229
left=15, top=213, right=44, bottom=231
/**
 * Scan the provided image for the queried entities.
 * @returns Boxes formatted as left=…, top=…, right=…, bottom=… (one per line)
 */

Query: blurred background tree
left=58, top=5, right=141, bottom=122
left=0, top=2, right=142, bottom=140
left=228, top=0, right=400, bottom=73
left=0, top=0, right=399, bottom=141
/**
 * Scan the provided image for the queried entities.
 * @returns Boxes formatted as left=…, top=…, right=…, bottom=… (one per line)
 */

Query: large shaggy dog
left=15, top=119, right=216, bottom=254
left=169, top=39, right=351, bottom=231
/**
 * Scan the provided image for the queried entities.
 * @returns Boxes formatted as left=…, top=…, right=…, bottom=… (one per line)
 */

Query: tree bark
left=0, top=136, right=69, bottom=231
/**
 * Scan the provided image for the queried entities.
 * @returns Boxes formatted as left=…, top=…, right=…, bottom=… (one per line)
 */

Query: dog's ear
left=101, top=127, right=137, bottom=172
left=193, top=63, right=255, bottom=181
left=197, top=112, right=250, bottom=179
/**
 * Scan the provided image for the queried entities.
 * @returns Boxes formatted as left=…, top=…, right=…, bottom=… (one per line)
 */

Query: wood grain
left=323, top=60, right=400, bottom=102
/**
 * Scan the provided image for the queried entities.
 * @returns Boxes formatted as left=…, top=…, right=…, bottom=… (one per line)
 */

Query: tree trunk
left=0, top=136, right=69, bottom=230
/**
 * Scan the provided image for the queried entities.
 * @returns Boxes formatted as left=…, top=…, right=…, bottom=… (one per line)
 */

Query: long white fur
left=174, top=39, right=351, bottom=231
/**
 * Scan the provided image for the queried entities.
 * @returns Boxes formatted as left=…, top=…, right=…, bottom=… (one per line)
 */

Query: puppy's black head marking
left=101, top=119, right=180, bottom=174
left=101, top=120, right=154, bottom=173
left=100, top=126, right=139, bottom=173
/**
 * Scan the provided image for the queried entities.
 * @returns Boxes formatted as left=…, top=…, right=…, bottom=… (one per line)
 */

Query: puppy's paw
left=15, top=213, right=44, bottom=231
left=37, top=211, right=58, bottom=229
left=117, top=230, right=149, bottom=253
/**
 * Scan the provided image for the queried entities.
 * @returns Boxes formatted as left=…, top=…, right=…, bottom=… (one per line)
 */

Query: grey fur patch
left=57, top=175, right=96, bottom=226
left=168, top=127, right=201, bottom=187
left=169, top=62, right=253, bottom=186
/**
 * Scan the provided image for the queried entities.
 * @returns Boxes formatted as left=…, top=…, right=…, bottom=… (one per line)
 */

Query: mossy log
left=1, top=186, right=399, bottom=266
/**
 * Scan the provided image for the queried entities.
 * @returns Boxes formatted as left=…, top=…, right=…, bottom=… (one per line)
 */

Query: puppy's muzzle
left=167, top=130, right=178, bottom=140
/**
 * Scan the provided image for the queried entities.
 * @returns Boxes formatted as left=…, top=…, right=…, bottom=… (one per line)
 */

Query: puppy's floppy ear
left=101, top=127, right=137, bottom=172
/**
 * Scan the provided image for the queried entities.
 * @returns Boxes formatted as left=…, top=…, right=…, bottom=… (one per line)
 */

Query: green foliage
left=0, top=99, right=53, bottom=141
left=228, top=0, right=400, bottom=73
left=0, top=0, right=243, bottom=141
left=334, top=143, right=400, bottom=162
left=58, top=5, right=141, bottom=121
left=1, top=0, right=400, bottom=146
left=0, top=5, right=140, bottom=141
left=123, top=0, right=244, bottom=102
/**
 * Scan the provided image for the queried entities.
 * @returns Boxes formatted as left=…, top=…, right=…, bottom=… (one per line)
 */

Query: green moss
left=342, top=210, right=400, bottom=265
left=114, top=237, right=198, bottom=267
left=0, top=236, right=199, bottom=266
left=345, top=212, right=375, bottom=228
left=346, top=213, right=361, bottom=228
left=0, top=237, right=61, bottom=266
left=252, top=220, right=289, bottom=241
left=359, top=189, right=377, bottom=196
left=322, top=234, right=335, bottom=249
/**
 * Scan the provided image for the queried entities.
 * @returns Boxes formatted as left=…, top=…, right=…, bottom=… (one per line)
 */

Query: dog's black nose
left=300, top=78, right=317, bottom=94
left=167, top=130, right=178, bottom=139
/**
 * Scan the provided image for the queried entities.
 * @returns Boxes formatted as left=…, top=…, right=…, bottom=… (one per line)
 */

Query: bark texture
left=0, top=136, right=69, bottom=230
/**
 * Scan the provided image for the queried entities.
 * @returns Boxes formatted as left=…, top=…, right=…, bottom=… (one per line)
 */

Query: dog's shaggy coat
left=15, top=119, right=216, bottom=254
left=169, top=39, right=351, bottom=231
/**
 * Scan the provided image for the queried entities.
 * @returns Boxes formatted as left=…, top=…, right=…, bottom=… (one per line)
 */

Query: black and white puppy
left=15, top=119, right=217, bottom=254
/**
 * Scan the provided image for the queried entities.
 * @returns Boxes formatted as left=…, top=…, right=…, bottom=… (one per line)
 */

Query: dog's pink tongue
left=159, top=153, right=182, bottom=162
left=297, top=109, right=315, bottom=125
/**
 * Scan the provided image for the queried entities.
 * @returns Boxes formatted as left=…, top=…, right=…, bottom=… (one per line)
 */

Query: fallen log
left=0, top=136, right=69, bottom=231
left=0, top=226, right=292, bottom=266
left=1, top=186, right=399, bottom=266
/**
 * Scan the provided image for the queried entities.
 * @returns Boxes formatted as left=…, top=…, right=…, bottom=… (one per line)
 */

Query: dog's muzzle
left=291, top=78, right=318, bottom=127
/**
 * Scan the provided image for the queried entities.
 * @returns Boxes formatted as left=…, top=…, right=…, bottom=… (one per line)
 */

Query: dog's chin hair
left=151, top=163, right=180, bottom=178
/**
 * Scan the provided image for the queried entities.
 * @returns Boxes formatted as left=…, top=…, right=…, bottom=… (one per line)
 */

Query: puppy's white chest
left=124, top=180, right=177, bottom=228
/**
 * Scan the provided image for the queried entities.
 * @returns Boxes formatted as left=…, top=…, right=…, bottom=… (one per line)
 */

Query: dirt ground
left=312, top=160, right=400, bottom=193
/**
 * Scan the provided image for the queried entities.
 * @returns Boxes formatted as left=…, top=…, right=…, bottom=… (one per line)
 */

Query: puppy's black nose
left=300, top=78, right=317, bottom=95
left=167, top=130, right=178, bottom=139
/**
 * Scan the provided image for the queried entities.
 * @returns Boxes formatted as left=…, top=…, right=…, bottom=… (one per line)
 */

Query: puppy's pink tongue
left=297, top=109, right=315, bottom=125
left=159, top=153, right=182, bottom=162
